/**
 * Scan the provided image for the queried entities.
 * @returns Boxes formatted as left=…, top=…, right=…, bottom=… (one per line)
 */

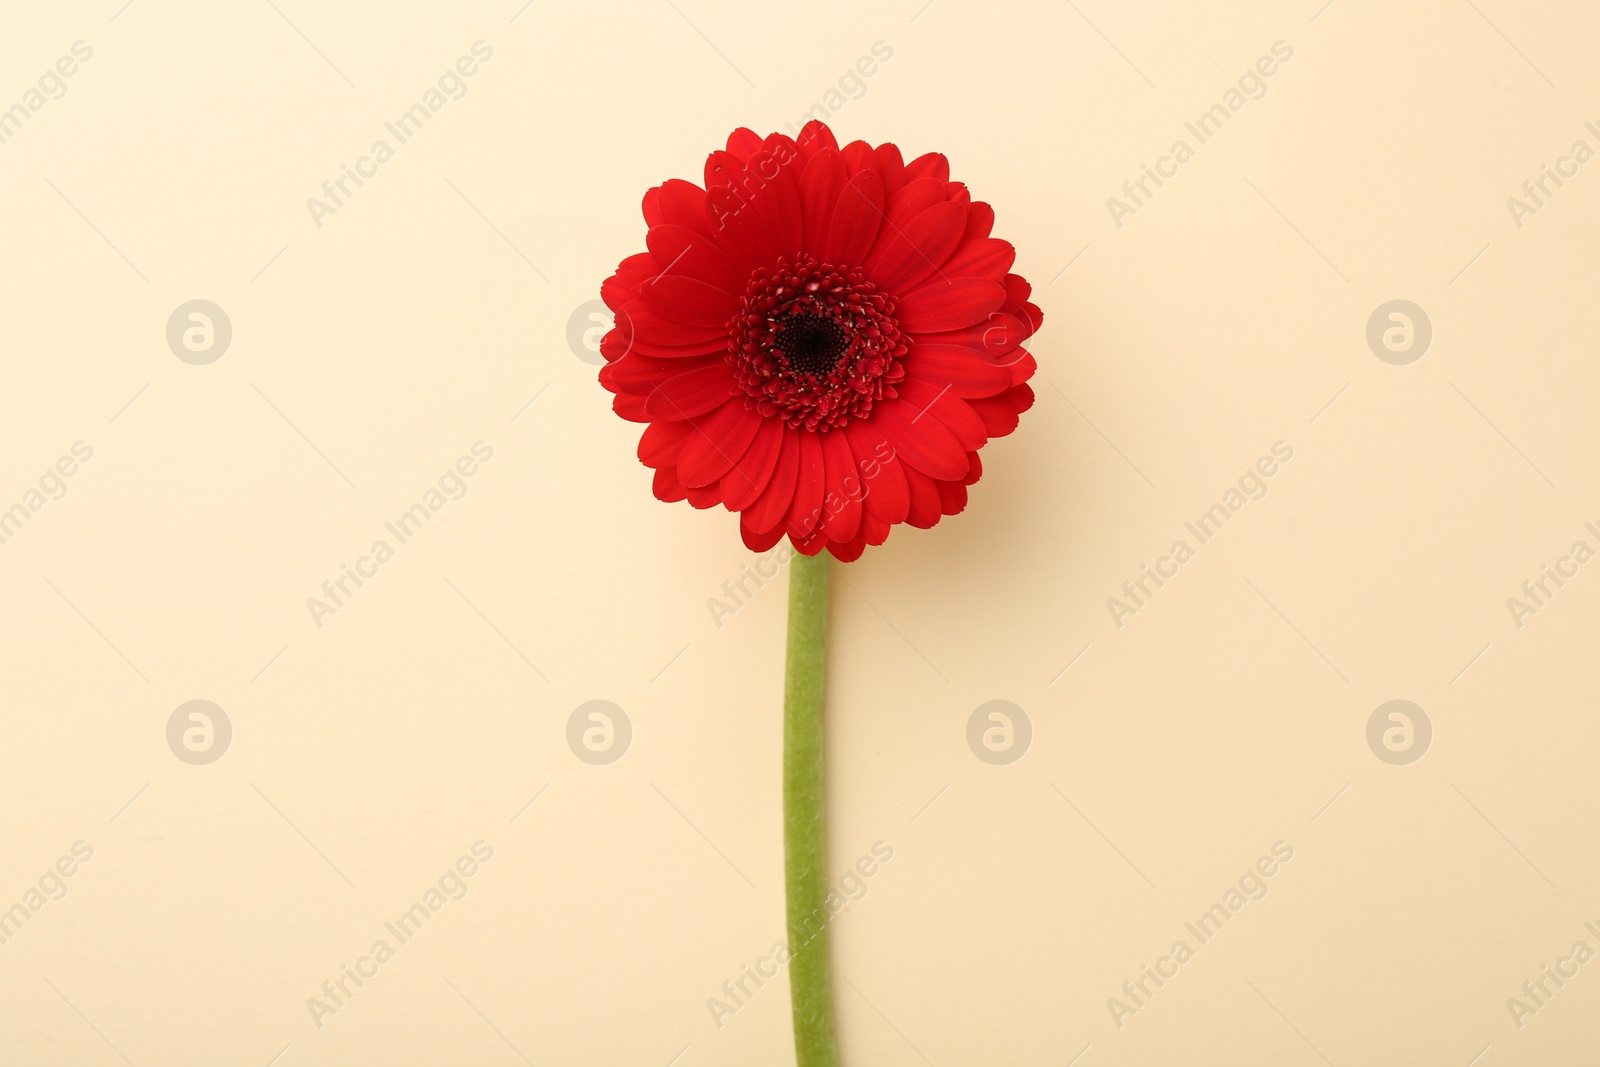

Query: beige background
left=1, top=0, right=1597, bottom=1063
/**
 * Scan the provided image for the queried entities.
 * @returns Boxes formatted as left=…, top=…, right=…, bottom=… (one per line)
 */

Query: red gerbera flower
left=598, top=120, right=1041, bottom=562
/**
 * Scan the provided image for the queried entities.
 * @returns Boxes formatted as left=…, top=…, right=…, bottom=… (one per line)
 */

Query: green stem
left=784, top=550, right=835, bottom=1067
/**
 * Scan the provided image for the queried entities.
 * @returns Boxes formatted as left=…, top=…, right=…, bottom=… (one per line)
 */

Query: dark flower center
left=728, top=257, right=905, bottom=432
left=772, top=316, right=850, bottom=377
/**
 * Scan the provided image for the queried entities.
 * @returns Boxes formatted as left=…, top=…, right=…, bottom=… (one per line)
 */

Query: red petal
left=872, top=399, right=969, bottom=480
left=745, top=427, right=801, bottom=533
left=601, top=274, right=632, bottom=312
left=874, top=142, right=906, bottom=200
left=645, top=363, right=735, bottom=420
left=844, top=420, right=909, bottom=525
left=706, top=182, right=778, bottom=273
left=705, top=149, right=744, bottom=189
left=965, top=397, right=1016, bottom=437
left=819, top=429, right=862, bottom=542
left=741, top=515, right=785, bottom=552
left=1005, top=349, right=1037, bottom=387
left=827, top=537, right=866, bottom=563
left=748, top=145, right=804, bottom=261
left=601, top=279, right=635, bottom=320
left=646, top=225, right=746, bottom=294
left=790, top=525, right=829, bottom=556
left=658, top=179, right=716, bottom=239
left=599, top=328, right=631, bottom=364
left=929, top=311, right=1027, bottom=360
left=896, top=279, right=1006, bottom=333
left=639, top=273, right=738, bottom=327
left=796, top=120, right=838, bottom=160
left=610, top=252, right=658, bottom=291
left=903, top=345, right=1014, bottom=397
left=638, top=419, right=696, bottom=468
left=686, top=482, right=721, bottom=509
left=937, top=479, right=968, bottom=515
left=962, top=451, right=982, bottom=486
left=903, top=152, right=950, bottom=184
left=897, top=378, right=987, bottom=451
left=642, top=186, right=665, bottom=228
left=764, top=132, right=802, bottom=162
left=785, top=431, right=826, bottom=538
left=797, top=148, right=846, bottom=262
left=880, top=177, right=947, bottom=232
left=1000, top=273, right=1033, bottom=314
left=901, top=464, right=943, bottom=528
left=620, top=334, right=730, bottom=360
left=824, top=168, right=884, bottom=267
left=653, top=465, right=688, bottom=502
left=840, top=140, right=876, bottom=176
left=859, top=510, right=891, bottom=546
left=726, top=127, right=763, bottom=161
left=864, top=200, right=967, bottom=295
left=963, top=202, right=994, bottom=241
left=721, top=414, right=784, bottom=511
left=941, top=238, right=1016, bottom=282
left=678, top=400, right=763, bottom=487
left=617, top=298, right=728, bottom=346
left=602, top=351, right=720, bottom=395
left=613, top=391, right=650, bottom=423
left=1016, top=301, right=1044, bottom=339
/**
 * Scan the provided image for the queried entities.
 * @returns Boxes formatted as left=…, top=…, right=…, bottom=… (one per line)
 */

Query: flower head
left=598, top=121, right=1040, bottom=561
